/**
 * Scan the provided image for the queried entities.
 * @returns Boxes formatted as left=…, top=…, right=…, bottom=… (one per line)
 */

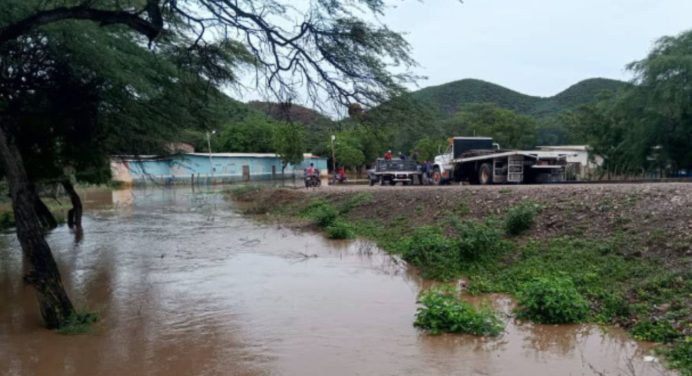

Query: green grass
left=0, top=201, right=69, bottom=230
left=414, top=286, right=504, bottom=336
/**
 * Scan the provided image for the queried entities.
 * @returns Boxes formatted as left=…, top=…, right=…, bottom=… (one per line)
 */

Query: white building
left=537, top=145, right=603, bottom=180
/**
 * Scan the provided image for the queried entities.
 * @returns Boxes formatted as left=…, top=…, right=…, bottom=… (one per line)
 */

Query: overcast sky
left=230, top=0, right=692, bottom=106
left=382, top=0, right=692, bottom=97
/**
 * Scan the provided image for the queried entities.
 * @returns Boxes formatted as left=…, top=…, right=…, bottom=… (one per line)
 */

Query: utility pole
left=331, top=135, right=336, bottom=179
left=207, top=130, right=216, bottom=183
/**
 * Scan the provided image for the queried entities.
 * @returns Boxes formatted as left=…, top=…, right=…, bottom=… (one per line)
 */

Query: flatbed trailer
left=432, top=137, right=567, bottom=185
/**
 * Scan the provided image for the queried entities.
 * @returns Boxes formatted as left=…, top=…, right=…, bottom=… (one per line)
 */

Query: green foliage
left=57, top=311, right=98, bottom=335
left=660, top=338, right=692, bottom=376
left=402, top=221, right=506, bottom=280
left=273, top=122, right=306, bottom=171
left=447, top=103, right=538, bottom=149
left=568, top=29, right=692, bottom=175
left=214, top=112, right=278, bottom=153
left=452, top=219, right=507, bottom=263
left=325, top=220, right=354, bottom=239
left=303, top=201, right=339, bottom=227
left=504, top=202, right=540, bottom=236
left=631, top=320, right=680, bottom=343
left=516, top=276, right=589, bottom=324
left=334, top=137, right=366, bottom=170
left=413, top=137, right=448, bottom=162
left=414, top=287, right=504, bottom=336
left=402, top=227, right=460, bottom=280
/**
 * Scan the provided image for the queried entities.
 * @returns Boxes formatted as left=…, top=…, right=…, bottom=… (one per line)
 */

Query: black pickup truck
left=367, top=158, right=422, bottom=186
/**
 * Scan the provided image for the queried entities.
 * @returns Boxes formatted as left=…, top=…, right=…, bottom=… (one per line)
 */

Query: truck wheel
left=369, top=178, right=375, bottom=186
left=478, top=163, right=492, bottom=185
left=431, top=168, right=442, bottom=185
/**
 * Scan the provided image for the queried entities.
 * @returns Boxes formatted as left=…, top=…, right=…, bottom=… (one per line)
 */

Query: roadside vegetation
left=229, top=185, right=691, bottom=374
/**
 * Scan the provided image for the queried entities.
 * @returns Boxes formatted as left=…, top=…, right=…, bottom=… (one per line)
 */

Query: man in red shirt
left=384, top=149, right=392, bottom=160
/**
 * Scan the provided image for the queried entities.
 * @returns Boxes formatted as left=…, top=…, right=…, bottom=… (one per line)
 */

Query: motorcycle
left=332, top=172, right=347, bottom=184
left=304, top=169, right=321, bottom=188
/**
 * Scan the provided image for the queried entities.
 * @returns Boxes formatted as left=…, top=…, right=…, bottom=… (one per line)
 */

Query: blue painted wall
left=116, top=153, right=328, bottom=183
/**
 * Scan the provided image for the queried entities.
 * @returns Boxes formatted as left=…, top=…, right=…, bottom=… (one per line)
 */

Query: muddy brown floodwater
left=0, top=188, right=677, bottom=376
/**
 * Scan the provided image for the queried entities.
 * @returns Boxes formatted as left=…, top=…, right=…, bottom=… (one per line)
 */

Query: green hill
left=408, top=77, right=629, bottom=120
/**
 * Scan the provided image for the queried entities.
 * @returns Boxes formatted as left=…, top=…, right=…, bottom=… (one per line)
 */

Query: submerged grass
left=57, top=311, right=99, bottom=335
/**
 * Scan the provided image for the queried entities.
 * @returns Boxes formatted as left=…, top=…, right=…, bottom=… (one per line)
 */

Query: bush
left=302, top=201, right=338, bottom=227
left=504, top=202, right=540, bottom=236
left=325, top=220, right=354, bottom=239
left=516, top=276, right=589, bottom=324
left=414, top=287, right=504, bottom=336
left=453, top=219, right=507, bottom=262
left=402, top=227, right=460, bottom=280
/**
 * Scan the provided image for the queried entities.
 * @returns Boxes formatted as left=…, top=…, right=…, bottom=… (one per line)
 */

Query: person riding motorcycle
left=304, top=163, right=321, bottom=187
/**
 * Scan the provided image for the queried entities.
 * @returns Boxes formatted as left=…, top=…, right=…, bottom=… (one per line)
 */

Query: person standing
left=384, top=149, right=392, bottom=160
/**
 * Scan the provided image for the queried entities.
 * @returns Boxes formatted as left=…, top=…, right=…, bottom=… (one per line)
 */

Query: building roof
left=537, top=145, right=590, bottom=152
left=186, top=152, right=323, bottom=159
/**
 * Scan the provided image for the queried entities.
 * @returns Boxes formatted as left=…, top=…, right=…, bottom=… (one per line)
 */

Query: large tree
left=447, top=103, right=538, bottom=149
left=566, top=29, right=692, bottom=176
left=0, top=0, right=416, bottom=328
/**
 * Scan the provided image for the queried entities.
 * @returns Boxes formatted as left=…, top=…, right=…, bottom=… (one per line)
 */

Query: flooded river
left=0, top=188, right=676, bottom=375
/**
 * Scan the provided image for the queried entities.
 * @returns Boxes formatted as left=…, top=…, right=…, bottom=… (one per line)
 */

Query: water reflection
left=0, top=187, right=676, bottom=376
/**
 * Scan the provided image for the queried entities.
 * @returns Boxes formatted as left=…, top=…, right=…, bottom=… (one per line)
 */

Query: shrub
left=402, top=227, right=460, bottom=280
left=414, top=287, right=504, bottom=336
left=302, top=201, right=338, bottom=227
left=325, top=220, right=354, bottom=239
left=504, top=202, right=540, bottom=236
left=453, top=219, right=507, bottom=263
left=516, top=276, right=589, bottom=324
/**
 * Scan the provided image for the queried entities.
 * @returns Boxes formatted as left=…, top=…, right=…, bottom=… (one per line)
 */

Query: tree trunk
left=61, top=179, right=82, bottom=230
left=0, top=126, right=75, bottom=329
left=29, top=183, right=58, bottom=230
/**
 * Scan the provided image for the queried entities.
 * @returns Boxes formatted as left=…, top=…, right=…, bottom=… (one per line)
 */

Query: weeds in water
left=504, top=202, right=540, bottom=236
left=325, top=220, right=354, bottom=239
left=58, top=311, right=98, bottom=335
left=414, top=286, right=504, bottom=336
left=515, top=276, right=589, bottom=324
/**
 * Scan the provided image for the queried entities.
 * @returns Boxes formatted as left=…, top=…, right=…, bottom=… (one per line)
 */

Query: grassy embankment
left=0, top=201, right=70, bottom=230
left=229, top=185, right=691, bottom=374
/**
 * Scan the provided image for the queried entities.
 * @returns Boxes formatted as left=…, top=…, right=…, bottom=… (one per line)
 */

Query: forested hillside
left=409, top=77, right=629, bottom=119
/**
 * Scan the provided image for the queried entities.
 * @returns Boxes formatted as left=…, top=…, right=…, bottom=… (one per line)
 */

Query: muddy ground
left=240, top=183, right=692, bottom=271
